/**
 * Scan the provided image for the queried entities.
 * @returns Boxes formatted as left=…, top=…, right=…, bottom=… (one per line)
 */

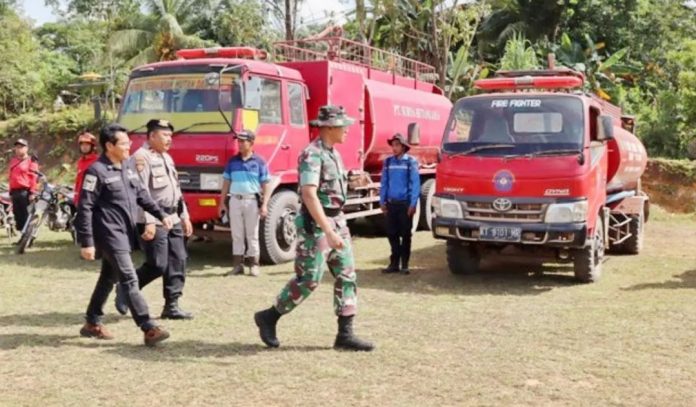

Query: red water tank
left=606, top=125, right=648, bottom=192
left=362, top=79, right=452, bottom=173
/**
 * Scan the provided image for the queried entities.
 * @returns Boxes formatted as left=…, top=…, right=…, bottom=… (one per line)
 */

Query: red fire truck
left=432, top=67, right=648, bottom=282
left=118, top=32, right=452, bottom=264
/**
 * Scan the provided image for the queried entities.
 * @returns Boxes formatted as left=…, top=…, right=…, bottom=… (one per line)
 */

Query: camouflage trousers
left=275, top=213, right=357, bottom=317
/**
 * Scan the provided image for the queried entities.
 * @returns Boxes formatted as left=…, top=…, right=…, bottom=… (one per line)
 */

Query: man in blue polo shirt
left=218, top=130, right=270, bottom=276
left=380, top=133, right=420, bottom=274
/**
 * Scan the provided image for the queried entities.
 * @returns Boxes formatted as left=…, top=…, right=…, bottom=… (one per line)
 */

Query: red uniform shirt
left=8, top=156, right=39, bottom=192
left=74, top=153, right=99, bottom=205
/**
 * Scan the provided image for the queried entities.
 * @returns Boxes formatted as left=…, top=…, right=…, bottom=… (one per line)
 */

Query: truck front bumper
left=432, top=217, right=587, bottom=248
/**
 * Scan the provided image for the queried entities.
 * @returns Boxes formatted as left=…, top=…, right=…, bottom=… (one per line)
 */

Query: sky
left=19, top=0, right=351, bottom=27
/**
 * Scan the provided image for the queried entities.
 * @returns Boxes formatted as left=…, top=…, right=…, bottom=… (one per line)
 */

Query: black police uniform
left=75, top=154, right=167, bottom=331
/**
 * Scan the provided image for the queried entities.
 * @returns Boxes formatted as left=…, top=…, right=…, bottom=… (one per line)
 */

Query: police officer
left=76, top=123, right=175, bottom=347
left=380, top=133, right=420, bottom=274
left=8, top=138, right=39, bottom=232
left=115, top=119, right=194, bottom=319
left=254, top=105, right=374, bottom=352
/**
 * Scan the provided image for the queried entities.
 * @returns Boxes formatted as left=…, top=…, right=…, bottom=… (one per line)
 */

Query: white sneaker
left=249, top=265, right=260, bottom=277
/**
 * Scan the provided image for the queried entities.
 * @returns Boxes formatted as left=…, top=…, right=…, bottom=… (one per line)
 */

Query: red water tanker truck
left=118, top=33, right=452, bottom=264
left=432, top=68, right=648, bottom=282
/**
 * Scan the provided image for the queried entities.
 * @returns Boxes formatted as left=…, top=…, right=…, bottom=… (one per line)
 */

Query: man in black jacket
left=75, top=123, right=174, bottom=347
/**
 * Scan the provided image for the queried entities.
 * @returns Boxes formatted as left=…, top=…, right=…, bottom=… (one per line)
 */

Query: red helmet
left=77, top=132, right=96, bottom=146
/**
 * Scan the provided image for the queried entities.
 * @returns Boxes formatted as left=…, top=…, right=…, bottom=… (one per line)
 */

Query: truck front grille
left=465, top=201, right=546, bottom=223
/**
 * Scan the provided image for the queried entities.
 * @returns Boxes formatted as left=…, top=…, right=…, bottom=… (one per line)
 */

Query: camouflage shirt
left=298, top=138, right=347, bottom=210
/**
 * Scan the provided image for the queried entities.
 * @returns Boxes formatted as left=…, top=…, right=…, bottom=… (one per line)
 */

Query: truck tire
left=621, top=213, right=643, bottom=254
left=418, top=178, right=435, bottom=231
left=260, top=190, right=300, bottom=265
left=446, top=240, right=480, bottom=275
left=573, top=217, right=604, bottom=283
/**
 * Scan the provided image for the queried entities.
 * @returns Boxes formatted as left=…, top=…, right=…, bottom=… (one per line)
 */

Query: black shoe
left=114, top=283, right=129, bottom=316
left=400, top=267, right=411, bottom=275
left=161, top=302, right=194, bottom=320
left=334, top=316, right=375, bottom=352
left=381, top=264, right=400, bottom=274
left=254, top=307, right=281, bottom=348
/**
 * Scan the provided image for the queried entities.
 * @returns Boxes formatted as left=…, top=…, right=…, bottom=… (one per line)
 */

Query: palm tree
left=109, top=0, right=213, bottom=66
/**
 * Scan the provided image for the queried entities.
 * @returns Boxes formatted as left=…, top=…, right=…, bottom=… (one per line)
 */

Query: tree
left=212, top=0, right=276, bottom=47
left=477, top=0, right=573, bottom=60
left=108, top=0, right=213, bottom=65
left=0, top=10, right=46, bottom=118
left=36, top=20, right=108, bottom=74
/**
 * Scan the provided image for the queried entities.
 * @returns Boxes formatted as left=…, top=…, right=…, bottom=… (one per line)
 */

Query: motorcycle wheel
left=16, top=213, right=44, bottom=254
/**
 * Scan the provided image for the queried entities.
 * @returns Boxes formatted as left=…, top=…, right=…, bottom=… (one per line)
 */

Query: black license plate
left=479, top=226, right=522, bottom=242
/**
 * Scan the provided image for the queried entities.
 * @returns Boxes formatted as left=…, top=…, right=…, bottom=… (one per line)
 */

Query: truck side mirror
left=407, top=122, right=421, bottom=146
left=244, top=76, right=262, bottom=110
left=598, top=115, right=614, bottom=141
left=231, top=78, right=244, bottom=108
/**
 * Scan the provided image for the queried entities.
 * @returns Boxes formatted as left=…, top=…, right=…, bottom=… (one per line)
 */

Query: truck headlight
left=200, top=173, right=223, bottom=190
left=433, top=197, right=463, bottom=219
left=544, top=200, right=588, bottom=223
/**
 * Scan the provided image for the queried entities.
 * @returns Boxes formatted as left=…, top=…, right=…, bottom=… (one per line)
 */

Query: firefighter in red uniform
left=8, top=138, right=38, bottom=232
left=74, top=132, right=99, bottom=205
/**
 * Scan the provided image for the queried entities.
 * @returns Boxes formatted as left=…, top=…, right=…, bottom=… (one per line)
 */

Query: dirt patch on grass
left=643, top=158, right=696, bottom=213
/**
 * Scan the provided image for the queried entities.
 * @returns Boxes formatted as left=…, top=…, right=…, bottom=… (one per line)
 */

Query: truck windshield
left=118, top=70, right=237, bottom=133
left=442, top=95, right=584, bottom=156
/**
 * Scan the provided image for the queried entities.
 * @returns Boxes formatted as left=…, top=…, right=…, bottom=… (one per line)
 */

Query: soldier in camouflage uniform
left=254, top=105, right=374, bottom=352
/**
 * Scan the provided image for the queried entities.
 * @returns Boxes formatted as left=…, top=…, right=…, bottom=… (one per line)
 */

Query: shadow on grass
left=103, top=340, right=329, bottom=361
left=0, top=333, right=328, bottom=359
left=622, top=269, right=696, bottom=291
left=0, top=333, right=76, bottom=350
left=0, top=312, right=123, bottom=328
left=0, top=243, right=96, bottom=272
left=357, top=243, right=578, bottom=296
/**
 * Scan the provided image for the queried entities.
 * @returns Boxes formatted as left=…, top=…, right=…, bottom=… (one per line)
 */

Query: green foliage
left=499, top=32, right=538, bottom=70
left=212, top=0, right=276, bottom=48
left=0, top=10, right=46, bottom=118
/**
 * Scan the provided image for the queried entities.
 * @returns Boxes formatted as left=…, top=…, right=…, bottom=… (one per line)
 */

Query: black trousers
left=86, top=250, right=155, bottom=331
left=10, top=189, right=30, bottom=231
left=136, top=223, right=186, bottom=302
left=386, top=201, right=413, bottom=269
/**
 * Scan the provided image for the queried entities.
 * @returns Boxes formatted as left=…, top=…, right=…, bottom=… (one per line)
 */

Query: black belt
left=387, top=199, right=409, bottom=205
left=161, top=206, right=177, bottom=215
left=301, top=205, right=342, bottom=218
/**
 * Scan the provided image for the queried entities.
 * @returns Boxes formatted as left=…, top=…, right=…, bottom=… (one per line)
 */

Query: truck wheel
left=418, top=179, right=435, bottom=231
left=615, top=212, right=643, bottom=255
left=260, top=190, right=300, bottom=265
left=573, top=217, right=604, bottom=283
left=446, top=240, right=480, bottom=275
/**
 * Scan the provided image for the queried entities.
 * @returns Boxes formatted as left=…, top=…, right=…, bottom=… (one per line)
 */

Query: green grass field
left=1, top=209, right=695, bottom=406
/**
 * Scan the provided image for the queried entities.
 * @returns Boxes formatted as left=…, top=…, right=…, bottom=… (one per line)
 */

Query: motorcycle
left=0, top=184, right=17, bottom=241
left=15, top=171, right=76, bottom=254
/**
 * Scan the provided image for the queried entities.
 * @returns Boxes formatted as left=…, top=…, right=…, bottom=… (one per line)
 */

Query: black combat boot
left=254, top=306, right=281, bottom=348
left=334, top=315, right=375, bottom=352
left=161, top=299, right=194, bottom=320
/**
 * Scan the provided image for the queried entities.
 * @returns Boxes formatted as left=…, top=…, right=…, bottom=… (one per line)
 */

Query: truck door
left=245, top=75, right=287, bottom=170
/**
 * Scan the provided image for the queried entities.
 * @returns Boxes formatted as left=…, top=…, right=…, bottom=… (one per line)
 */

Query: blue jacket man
left=379, top=133, right=420, bottom=274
